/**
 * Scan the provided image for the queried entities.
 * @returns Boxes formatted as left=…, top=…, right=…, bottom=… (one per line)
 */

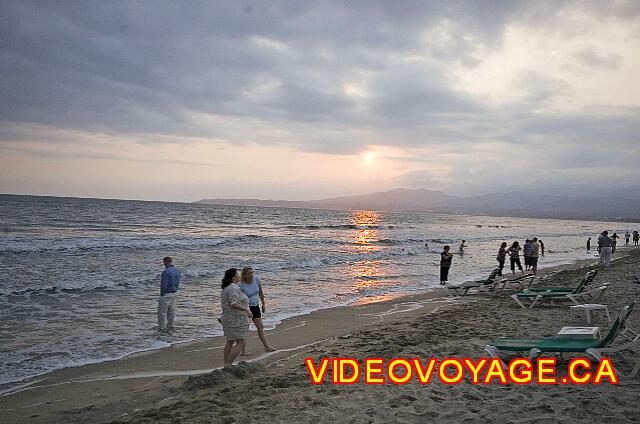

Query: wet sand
left=2, top=249, right=639, bottom=423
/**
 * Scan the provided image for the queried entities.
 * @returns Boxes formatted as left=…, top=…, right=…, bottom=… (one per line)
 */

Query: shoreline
left=0, top=249, right=614, bottom=391
left=0, top=288, right=457, bottom=422
left=1, top=250, right=636, bottom=423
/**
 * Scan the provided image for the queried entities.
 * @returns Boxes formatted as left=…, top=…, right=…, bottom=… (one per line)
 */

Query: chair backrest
left=584, top=269, right=598, bottom=286
left=571, top=270, right=598, bottom=294
left=598, top=302, right=636, bottom=348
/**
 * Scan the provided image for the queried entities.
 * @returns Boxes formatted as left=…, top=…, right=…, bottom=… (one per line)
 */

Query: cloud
left=1, top=0, right=639, bottom=199
left=575, top=48, right=623, bottom=70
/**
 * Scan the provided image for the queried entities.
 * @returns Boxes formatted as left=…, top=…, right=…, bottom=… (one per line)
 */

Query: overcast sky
left=1, top=1, right=639, bottom=201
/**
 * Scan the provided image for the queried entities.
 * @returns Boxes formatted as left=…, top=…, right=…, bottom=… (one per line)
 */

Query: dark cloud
left=575, top=48, right=622, bottom=70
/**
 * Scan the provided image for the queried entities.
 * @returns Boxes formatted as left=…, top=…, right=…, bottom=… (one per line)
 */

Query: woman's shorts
left=249, top=304, right=262, bottom=318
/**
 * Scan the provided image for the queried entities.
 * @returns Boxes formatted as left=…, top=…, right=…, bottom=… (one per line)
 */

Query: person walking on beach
left=611, top=232, right=619, bottom=254
left=239, top=267, right=276, bottom=354
left=496, top=242, right=508, bottom=276
left=530, top=237, right=540, bottom=275
left=626, top=231, right=631, bottom=246
left=599, top=231, right=613, bottom=268
left=158, top=256, right=181, bottom=333
left=220, top=268, right=252, bottom=367
left=523, top=239, right=532, bottom=271
left=440, top=246, right=453, bottom=285
left=508, top=241, right=524, bottom=275
left=634, top=230, right=639, bottom=246
left=587, top=237, right=592, bottom=253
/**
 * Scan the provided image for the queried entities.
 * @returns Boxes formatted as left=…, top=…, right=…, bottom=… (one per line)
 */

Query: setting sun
left=363, top=151, right=376, bottom=164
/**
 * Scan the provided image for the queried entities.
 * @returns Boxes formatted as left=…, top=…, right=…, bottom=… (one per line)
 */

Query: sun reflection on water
left=349, top=211, right=388, bottom=291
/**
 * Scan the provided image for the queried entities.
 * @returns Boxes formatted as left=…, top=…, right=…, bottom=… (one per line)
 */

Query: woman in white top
left=239, top=266, right=276, bottom=354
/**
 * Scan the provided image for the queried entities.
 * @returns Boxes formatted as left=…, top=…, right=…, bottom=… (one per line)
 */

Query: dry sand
left=2, top=249, right=640, bottom=423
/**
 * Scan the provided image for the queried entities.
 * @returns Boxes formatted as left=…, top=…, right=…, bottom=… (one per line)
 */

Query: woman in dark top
left=440, top=245, right=453, bottom=285
left=496, top=242, right=508, bottom=276
left=508, top=241, right=524, bottom=275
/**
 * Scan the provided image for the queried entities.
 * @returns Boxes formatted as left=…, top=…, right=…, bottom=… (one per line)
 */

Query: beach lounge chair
left=446, top=268, right=501, bottom=296
left=511, top=270, right=599, bottom=308
left=587, top=338, right=640, bottom=378
left=511, top=285, right=607, bottom=309
left=526, top=269, right=598, bottom=293
left=485, top=302, right=636, bottom=361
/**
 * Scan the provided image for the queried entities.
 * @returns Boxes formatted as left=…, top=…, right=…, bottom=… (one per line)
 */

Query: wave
left=271, top=248, right=420, bottom=272
left=0, top=235, right=267, bottom=254
left=0, top=247, right=423, bottom=297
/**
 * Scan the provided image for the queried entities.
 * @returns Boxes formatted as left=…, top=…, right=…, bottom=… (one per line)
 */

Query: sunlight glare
left=363, top=151, right=376, bottom=164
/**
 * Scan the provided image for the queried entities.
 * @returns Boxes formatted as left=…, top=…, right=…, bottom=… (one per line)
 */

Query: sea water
left=0, top=194, right=637, bottom=386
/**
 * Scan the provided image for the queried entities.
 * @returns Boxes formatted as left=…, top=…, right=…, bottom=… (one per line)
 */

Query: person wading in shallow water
left=496, top=242, right=507, bottom=276
left=508, top=241, right=524, bottom=275
left=440, top=246, right=453, bottom=285
left=458, top=240, right=467, bottom=255
left=530, top=237, right=540, bottom=275
left=158, top=256, right=180, bottom=333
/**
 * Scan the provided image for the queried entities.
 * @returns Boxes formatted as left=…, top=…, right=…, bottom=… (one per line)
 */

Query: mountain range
left=195, top=188, right=640, bottom=221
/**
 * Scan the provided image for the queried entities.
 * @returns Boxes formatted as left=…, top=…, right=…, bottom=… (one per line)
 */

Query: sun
left=362, top=151, right=376, bottom=164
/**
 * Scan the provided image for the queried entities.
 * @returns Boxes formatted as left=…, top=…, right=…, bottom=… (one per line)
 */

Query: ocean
left=0, top=194, right=636, bottom=386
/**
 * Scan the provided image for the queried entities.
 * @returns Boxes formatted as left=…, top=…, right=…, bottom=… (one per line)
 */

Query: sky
left=1, top=1, right=639, bottom=202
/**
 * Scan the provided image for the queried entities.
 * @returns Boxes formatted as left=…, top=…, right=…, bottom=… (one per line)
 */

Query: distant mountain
left=195, top=188, right=640, bottom=221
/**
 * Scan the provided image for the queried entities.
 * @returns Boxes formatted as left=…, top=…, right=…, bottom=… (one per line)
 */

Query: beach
left=2, top=249, right=639, bottom=423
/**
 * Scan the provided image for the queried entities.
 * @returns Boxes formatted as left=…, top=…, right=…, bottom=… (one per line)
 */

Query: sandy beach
left=2, top=249, right=640, bottom=423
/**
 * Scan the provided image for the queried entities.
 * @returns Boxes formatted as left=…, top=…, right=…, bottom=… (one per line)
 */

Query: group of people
left=438, top=229, right=638, bottom=285
left=159, top=227, right=640, bottom=366
left=438, top=237, right=544, bottom=285
left=157, top=257, right=276, bottom=368
left=585, top=230, right=639, bottom=268
left=499, top=238, right=544, bottom=276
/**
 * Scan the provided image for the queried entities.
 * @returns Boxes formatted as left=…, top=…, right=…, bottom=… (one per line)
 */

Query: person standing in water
left=458, top=240, right=467, bottom=254
left=239, top=266, right=276, bottom=354
left=523, top=239, right=532, bottom=271
left=611, top=232, right=619, bottom=254
left=530, top=237, right=540, bottom=275
left=496, top=242, right=508, bottom=276
left=158, top=256, right=181, bottom=333
left=587, top=237, right=591, bottom=253
left=539, top=239, right=545, bottom=257
left=597, top=232, right=603, bottom=254
left=634, top=230, right=639, bottom=246
left=508, top=241, right=524, bottom=275
left=440, top=246, right=453, bottom=285
left=626, top=231, right=631, bottom=246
